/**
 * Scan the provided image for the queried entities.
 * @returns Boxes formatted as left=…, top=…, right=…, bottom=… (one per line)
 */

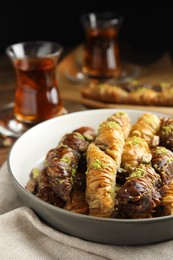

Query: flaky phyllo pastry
left=26, top=111, right=173, bottom=219
left=85, top=143, right=117, bottom=217
left=81, top=81, right=173, bottom=106
left=85, top=112, right=131, bottom=217
left=129, top=113, right=161, bottom=147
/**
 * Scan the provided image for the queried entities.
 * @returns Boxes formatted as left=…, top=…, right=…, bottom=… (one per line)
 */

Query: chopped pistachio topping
left=114, top=112, right=126, bottom=116
left=60, top=156, right=70, bottom=164
left=127, top=136, right=142, bottom=145
left=155, top=147, right=168, bottom=154
left=162, top=125, right=173, bottom=135
left=90, top=158, right=109, bottom=169
left=71, top=168, right=76, bottom=176
left=58, top=178, right=65, bottom=184
left=99, top=121, right=119, bottom=130
left=127, top=167, right=145, bottom=179
left=167, top=158, right=173, bottom=163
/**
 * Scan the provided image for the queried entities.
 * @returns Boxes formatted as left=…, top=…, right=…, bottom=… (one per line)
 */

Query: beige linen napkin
left=0, top=162, right=173, bottom=260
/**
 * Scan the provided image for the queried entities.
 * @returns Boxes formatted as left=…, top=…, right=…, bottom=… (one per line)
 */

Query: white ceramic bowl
left=8, top=109, right=173, bottom=245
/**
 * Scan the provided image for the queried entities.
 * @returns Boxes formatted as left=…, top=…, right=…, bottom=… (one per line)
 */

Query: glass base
left=0, top=103, right=68, bottom=148
left=65, top=62, right=140, bottom=85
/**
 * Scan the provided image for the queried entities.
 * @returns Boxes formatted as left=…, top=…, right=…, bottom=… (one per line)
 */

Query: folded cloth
left=0, top=162, right=173, bottom=260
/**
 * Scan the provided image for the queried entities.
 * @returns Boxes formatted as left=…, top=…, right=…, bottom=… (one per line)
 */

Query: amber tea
left=6, top=41, right=64, bottom=124
left=81, top=13, right=123, bottom=79
left=83, top=27, right=121, bottom=79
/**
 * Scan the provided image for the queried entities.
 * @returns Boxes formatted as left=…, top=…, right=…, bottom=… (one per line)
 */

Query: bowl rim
left=7, top=108, right=173, bottom=223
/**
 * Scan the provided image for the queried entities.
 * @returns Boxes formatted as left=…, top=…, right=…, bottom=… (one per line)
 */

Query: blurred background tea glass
left=66, top=12, right=140, bottom=84
left=81, top=12, right=123, bottom=79
left=6, top=41, right=66, bottom=125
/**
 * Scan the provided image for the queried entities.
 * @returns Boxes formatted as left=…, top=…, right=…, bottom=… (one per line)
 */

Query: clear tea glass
left=6, top=41, right=65, bottom=124
left=81, top=12, right=123, bottom=79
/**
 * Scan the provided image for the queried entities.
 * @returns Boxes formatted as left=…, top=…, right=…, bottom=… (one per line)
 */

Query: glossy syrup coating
left=116, top=164, right=162, bottom=218
left=159, top=118, right=173, bottom=151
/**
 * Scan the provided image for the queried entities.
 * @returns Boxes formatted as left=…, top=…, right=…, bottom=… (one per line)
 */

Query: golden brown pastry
left=121, top=136, right=152, bottom=173
left=81, top=83, right=128, bottom=103
left=129, top=113, right=161, bottom=147
left=86, top=112, right=130, bottom=217
left=81, top=81, right=173, bottom=107
left=85, top=143, right=117, bottom=218
left=95, top=120, right=124, bottom=168
left=107, top=111, right=131, bottom=139
left=126, top=88, right=159, bottom=106
left=154, top=84, right=173, bottom=106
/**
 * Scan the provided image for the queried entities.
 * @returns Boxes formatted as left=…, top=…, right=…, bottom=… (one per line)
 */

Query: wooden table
left=1, top=45, right=173, bottom=166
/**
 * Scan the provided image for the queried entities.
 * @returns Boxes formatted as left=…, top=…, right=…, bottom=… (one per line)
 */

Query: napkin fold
left=0, top=162, right=173, bottom=260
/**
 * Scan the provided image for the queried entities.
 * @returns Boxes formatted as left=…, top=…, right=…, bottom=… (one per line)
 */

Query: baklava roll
left=86, top=143, right=117, bottom=218
left=59, top=127, right=96, bottom=152
left=95, top=118, right=125, bottom=168
left=159, top=180, right=173, bottom=216
left=155, top=85, right=173, bottom=106
left=126, top=88, right=159, bottom=106
left=129, top=113, right=161, bottom=147
left=36, top=168, right=65, bottom=208
left=81, top=83, right=128, bottom=104
left=107, top=111, right=131, bottom=139
left=159, top=117, right=173, bottom=151
left=151, top=146, right=173, bottom=187
left=64, top=156, right=89, bottom=215
left=121, top=136, right=152, bottom=173
left=64, top=189, right=89, bottom=215
left=45, top=127, right=95, bottom=202
left=45, top=146, right=80, bottom=202
left=116, top=164, right=162, bottom=218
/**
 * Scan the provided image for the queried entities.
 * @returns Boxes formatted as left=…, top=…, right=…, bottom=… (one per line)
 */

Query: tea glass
left=80, top=12, right=123, bottom=80
left=6, top=41, right=65, bottom=124
left=66, top=12, right=139, bottom=84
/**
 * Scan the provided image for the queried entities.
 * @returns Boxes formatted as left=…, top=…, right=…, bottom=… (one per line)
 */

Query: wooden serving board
left=61, top=91, right=173, bottom=115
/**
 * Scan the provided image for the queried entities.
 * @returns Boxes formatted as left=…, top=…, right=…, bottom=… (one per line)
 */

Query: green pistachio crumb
left=99, top=121, right=119, bottom=130
left=32, top=168, right=40, bottom=180
left=161, top=125, right=173, bottom=135
left=60, top=156, right=70, bottom=164
left=127, top=167, right=145, bottom=179
left=71, top=168, right=76, bottom=176
left=127, top=136, right=142, bottom=145
left=90, top=158, right=109, bottom=169
left=156, top=147, right=168, bottom=154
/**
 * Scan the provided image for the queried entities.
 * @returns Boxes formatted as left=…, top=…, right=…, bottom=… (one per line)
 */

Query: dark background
left=1, top=1, right=173, bottom=62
